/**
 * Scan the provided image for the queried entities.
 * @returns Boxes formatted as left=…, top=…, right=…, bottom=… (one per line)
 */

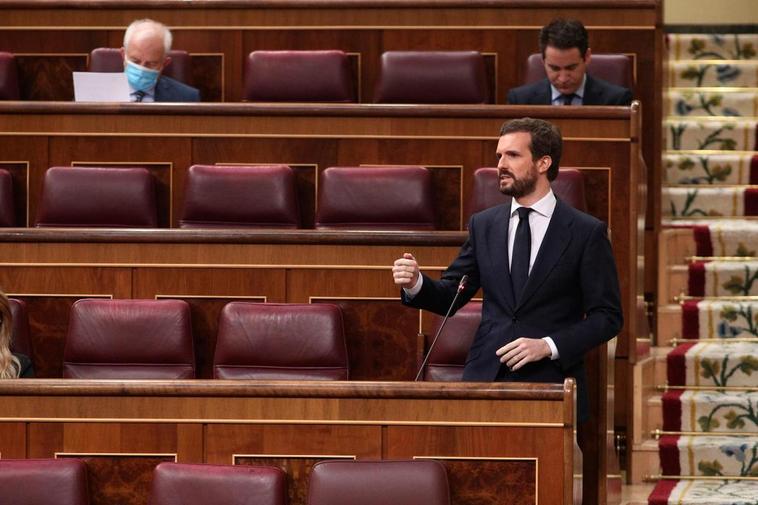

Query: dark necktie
left=511, top=207, right=533, bottom=300
left=560, top=93, right=575, bottom=105
left=134, top=90, right=146, bottom=102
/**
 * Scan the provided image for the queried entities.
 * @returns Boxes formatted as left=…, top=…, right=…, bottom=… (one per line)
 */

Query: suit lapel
left=536, top=80, right=552, bottom=105
left=516, top=199, right=573, bottom=309
left=581, top=75, right=601, bottom=105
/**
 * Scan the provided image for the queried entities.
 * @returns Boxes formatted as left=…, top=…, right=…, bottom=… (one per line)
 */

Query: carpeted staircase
left=650, top=32, right=758, bottom=504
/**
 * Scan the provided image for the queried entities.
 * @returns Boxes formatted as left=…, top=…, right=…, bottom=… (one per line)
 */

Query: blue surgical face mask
left=125, top=60, right=160, bottom=92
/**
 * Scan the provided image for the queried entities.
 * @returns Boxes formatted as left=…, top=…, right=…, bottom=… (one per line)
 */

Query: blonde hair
left=0, top=289, right=20, bottom=379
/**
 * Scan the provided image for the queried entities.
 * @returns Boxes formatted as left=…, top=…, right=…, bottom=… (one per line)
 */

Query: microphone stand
left=414, top=275, right=468, bottom=381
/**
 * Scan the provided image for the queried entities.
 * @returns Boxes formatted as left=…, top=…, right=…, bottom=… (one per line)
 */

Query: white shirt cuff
left=403, top=274, right=424, bottom=298
left=543, top=336, right=559, bottom=360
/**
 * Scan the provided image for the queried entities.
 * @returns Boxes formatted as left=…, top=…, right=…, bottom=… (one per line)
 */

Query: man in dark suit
left=121, top=19, right=200, bottom=103
left=507, top=18, right=632, bottom=106
left=392, top=118, right=623, bottom=425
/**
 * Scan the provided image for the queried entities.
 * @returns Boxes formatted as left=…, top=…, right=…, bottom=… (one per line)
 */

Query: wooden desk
left=0, top=379, right=576, bottom=505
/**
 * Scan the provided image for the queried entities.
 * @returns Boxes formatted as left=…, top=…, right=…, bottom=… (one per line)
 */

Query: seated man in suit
left=121, top=19, right=200, bottom=103
left=392, top=117, right=622, bottom=441
left=507, top=18, right=632, bottom=106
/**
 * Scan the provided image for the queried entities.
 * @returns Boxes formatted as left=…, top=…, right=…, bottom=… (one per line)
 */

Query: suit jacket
left=506, top=74, right=632, bottom=106
left=12, top=352, right=34, bottom=378
left=403, top=199, right=623, bottom=421
left=155, top=75, right=201, bottom=102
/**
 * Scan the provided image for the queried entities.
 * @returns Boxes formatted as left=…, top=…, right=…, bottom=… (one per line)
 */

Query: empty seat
left=63, top=299, right=195, bottom=379
left=0, top=459, right=89, bottom=505
left=466, top=167, right=588, bottom=220
left=88, top=47, right=192, bottom=84
left=0, top=52, right=20, bottom=100
left=8, top=298, right=32, bottom=357
left=179, top=164, right=300, bottom=229
left=422, top=301, right=481, bottom=382
left=374, top=51, right=488, bottom=104
left=244, top=50, right=355, bottom=102
left=149, top=462, right=286, bottom=505
left=0, top=168, right=15, bottom=226
left=315, top=166, right=436, bottom=230
left=214, top=302, right=348, bottom=380
left=35, top=166, right=158, bottom=228
left=524, top=53, right=633, bottom=89
left=307, top=460, right=450, bottom=505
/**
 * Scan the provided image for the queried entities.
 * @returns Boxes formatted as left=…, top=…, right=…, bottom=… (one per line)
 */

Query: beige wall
left=665, top=0, right=758, bottom=24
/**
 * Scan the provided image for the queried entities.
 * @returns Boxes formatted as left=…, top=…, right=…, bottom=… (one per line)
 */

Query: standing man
left=392, top=117, right=622, bottom=427
left=121, top=19, right=200, bottom=103
left=507, top=18, right=632, bottom=106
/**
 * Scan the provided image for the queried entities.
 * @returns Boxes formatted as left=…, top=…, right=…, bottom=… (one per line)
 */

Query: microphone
left=414, top=274, right=469, bottom=381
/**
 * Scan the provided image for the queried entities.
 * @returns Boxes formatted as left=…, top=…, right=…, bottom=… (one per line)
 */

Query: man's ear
left=584, top=47, right=592, bottom=65
left=538, top=155, right=552, bottom=175
left=161, top=56, right=171, bottom=74
left=120, top=47, right=126, bottom=67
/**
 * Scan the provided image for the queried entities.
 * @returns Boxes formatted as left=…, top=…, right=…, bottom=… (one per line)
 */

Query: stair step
left=687, top=260, right=758, bottom=298
left=667, top=90, right=757, bottom=118
left=659, top=434, right=758, bottom=477
left=664, top=118, right=756, bottom=151
left=664, top=153, right=757, bottom=186
left=682, top=300, right=758, bottom=340
left=667, top=341, right=758, bottom=387
left=668, top=34, right=758, bottom=61
left=649, top=478, right=758, bottom=504
left=662, top=187, right=757, bottom=219
left=668, top=61, right=758, bottom=88
left=662, top=390, right=758, bottom=433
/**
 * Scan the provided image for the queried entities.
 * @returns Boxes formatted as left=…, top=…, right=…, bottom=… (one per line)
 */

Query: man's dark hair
left=499, top=118, right=562, bottom=181
left=539, top=18, right=589, bottom=58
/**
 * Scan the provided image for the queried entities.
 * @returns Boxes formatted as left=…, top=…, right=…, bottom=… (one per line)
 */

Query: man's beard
left=499, top=165, right=539, bottom=199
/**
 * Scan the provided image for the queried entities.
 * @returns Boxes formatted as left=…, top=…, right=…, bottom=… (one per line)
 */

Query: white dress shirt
left=405, top=189, right=560, bottom=359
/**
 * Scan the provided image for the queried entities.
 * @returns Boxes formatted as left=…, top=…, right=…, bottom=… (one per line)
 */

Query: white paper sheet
left=73, top=72, right=131, bottom=102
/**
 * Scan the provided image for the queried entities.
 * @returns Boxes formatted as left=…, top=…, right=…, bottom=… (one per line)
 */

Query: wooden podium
left=0, top=379, right=576, bottom=505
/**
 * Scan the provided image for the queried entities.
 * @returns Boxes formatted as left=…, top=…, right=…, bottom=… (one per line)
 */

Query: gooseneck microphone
left=414, top=274, right=469, bottom=381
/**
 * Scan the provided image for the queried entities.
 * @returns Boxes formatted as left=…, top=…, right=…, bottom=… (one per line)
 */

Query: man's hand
left=496, top=337, right=551, bottom=371
left=392, top=253, right=420, bottom=287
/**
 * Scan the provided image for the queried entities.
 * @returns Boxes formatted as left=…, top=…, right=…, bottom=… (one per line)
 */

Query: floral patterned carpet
left=651, top=31, right=758, bottom=505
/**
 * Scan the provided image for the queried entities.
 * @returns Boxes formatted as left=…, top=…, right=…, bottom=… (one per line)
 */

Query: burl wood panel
left=440, top=459, right=537, bottom=505
left=237, top=456, right=352, bottom=505
left=0, top=162, right=29, bottom=226
left=312, top=299, right=420, bottom=381
left=189, top=55, right=223, bottom=102
left=15, top=55, right=86, bottom=101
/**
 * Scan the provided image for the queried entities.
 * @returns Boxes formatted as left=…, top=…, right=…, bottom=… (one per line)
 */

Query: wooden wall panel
left=0, top=423, right=26, bottom=459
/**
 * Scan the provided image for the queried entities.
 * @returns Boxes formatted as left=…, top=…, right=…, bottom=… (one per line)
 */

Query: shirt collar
left=128, top=83, right=156, bottom=101
left=510, top=189, right=557, bottom=219
left=550, top=74, right=587, bottom=103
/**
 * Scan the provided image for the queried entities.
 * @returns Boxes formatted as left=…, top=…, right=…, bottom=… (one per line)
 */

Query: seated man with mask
left=122, top=19, right=200, bottom=103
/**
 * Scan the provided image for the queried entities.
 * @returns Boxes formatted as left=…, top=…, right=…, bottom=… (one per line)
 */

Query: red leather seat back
left=0, top=459, right=89, bottom=505
left=89, top=47, right=192, bottom=84
left=8, top=298, right=31, bottom=356
left=525, top=53, right=633, bottom=89
left=315, top=166, right=436, bottom=230
left=0, top=168, right=15, bottom=226
left=307, top=460, right=450, bottom=505
left=244, top=50, right=355, bottom=102
left=423, top=302, right=481, bottom=382
left=180, top=164, right=300, bottom=229
left=35, top=167, right=158, bottom=228
left=63, top=299, right=195, bottom=379
left=149, top=462, right=287, bottom=505
left=375, top=51, right=488, bottom=104
left=466, top=167, right=587, bottom=222
left=0, top=52, right=20, bottom=100
left=214, top=302, right=348, bottom=380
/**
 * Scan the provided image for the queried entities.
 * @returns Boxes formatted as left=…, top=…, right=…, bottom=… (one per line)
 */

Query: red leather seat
left=179, top=164, right=300, bottom=228
left=524, top=53, right=633, bottom=89
left=8, top=298, right=32, bottom=357
left=63, top=299, right=195, bottom=379
left=466, top=167, right=588, bottom=221
left=315, top=166, right=436, bottom=230
left=35, top=167, right=158, bottom=228
left=0, top=52, right=20, bottom=100
left=88, top=47, right=192, bottom=85
left=374, top=51, right=488, bottom=104
left=149, top=462, right=287, bottom=505
left=244, top=50, right=355, bottom=102
left=422, top=301, right=481, bottom=382
left=0, top=168, right=15, bottom=226
left=307, top=460, right=450, bottom=505
left=214, top=302, right=348, bottom=380
left=0, top=459, right=89, bottom=505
